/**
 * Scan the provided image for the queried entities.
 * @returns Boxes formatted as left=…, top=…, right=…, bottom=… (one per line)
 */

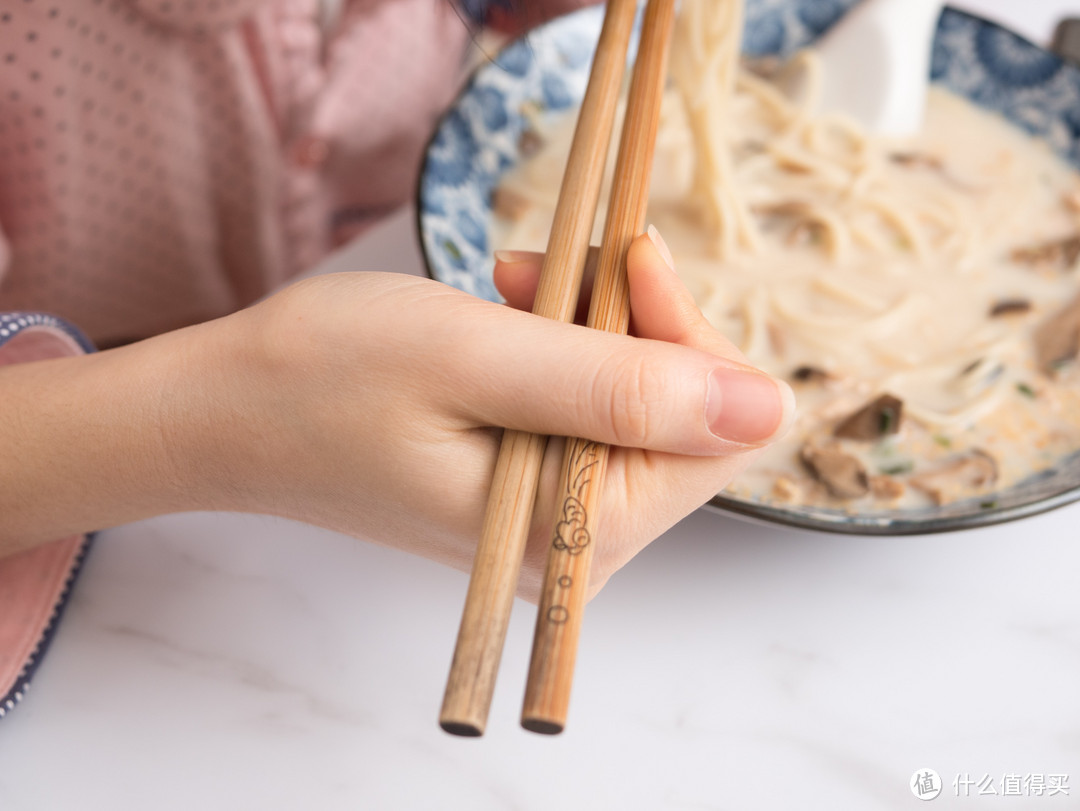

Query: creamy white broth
left=493, top=63, right=1080, bottom=511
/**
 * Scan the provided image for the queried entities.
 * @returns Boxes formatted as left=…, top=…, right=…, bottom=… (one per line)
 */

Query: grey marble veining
left=0, top=500, right=1077, bottom=810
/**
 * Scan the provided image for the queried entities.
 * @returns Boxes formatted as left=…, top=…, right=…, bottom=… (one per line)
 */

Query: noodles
left=670, top=0, right=755, bottom=258
left=494, top=0, right=1080, bottom=510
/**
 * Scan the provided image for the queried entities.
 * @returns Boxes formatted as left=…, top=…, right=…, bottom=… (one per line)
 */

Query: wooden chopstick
left=521, top=0, right=679, bottom=735
left=440, top=0, right=640, bottom=738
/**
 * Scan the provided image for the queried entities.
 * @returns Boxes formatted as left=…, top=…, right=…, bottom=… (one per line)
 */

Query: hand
left=0, top=229, right=793, bottom=601
left=212, top=228, right=793, bottom=599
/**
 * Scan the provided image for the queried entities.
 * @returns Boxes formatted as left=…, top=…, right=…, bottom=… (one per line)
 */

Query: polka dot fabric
left=1, top=0, right=295, bottom=344
left=0, top=0, right=590, bottom=346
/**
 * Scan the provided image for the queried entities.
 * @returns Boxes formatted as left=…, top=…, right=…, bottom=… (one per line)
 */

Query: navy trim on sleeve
left=0, top=535, right=96, bottom=721
left=0, top=312, right=96, bottom=355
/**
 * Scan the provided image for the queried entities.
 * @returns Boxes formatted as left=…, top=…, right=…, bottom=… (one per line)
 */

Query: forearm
left=0, top=319, right=243, bottom=554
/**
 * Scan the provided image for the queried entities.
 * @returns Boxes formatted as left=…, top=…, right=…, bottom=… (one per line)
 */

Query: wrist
left=143, top=310, right=279, bottom=518
left=0, top=318, right=246, bottom=551
left=167, top=288, right=338, bottom=522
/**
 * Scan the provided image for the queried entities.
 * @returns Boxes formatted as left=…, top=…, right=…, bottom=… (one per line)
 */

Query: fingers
left=625, top=226, right=704, bottom=345
left=494, top=229, right=740, bottom=358
left=442, top=300, right=794, bottom=456
left=493, top=248, right=598, bottom=324
left=480, top=227, right=795, bottom=453
left=625, top=227, right=747, bottom=362
left=623, top=227, right=796, bottom=451
left=492, top=250, right=543, bottom=311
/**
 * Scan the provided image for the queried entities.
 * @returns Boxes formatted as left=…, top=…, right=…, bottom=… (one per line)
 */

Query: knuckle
left=598, top=353, right=668, bottom=448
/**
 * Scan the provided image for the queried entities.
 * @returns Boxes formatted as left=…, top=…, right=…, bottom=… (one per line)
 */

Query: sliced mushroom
left=751, top=200, right=828, bottom=246
left=1009, top=233, right=1080, bottom=270
left=761, top=199, right=813, bottom=215
left=791, top=365, right=831, bottom=384
left=909, top=450, right=999, bottom=506
left=888, top=151, right=983, bottom=191
left=518, top=128, right=545, bottom=159
left=989, top=298, right=1032, bottom=317
left=800, top=444, right=870, bottom=499
left=889, top=151, right=944, bottom=172
left=1034, top=291, right=1080, bottom=375
left=752, top=200, right=812, bottom=223
left=734, top=139, right=767, bottom=160
left=833, top=394, right=904, bottom=441
left=786, top=220, right=825, bottom=247
left=741, top=56, right=784, bottom=80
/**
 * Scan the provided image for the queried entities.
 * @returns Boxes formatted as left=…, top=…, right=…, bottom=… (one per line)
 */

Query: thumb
left=446, top=279, right=794, bottom=457
left=626, top=226, right=747, bottom=360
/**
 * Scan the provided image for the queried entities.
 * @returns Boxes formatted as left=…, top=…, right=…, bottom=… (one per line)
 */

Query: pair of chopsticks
left=440, top=0, right=678, bottom=737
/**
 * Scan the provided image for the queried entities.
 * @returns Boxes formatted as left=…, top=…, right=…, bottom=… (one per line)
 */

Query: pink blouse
left=0, top=0, right=592, bottom=720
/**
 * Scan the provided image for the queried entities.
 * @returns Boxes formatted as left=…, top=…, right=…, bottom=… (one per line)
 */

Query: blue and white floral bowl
left=416, top=2, right=1080, bottom=534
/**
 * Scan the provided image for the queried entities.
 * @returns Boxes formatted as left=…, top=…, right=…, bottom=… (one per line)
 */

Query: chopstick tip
left=521, top=717, right=565, bottom=736
left=440, top=720, right=486, bottom=737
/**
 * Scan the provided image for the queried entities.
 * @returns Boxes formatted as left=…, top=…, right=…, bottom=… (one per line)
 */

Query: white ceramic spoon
left=813, top=0, right=945, bottom=137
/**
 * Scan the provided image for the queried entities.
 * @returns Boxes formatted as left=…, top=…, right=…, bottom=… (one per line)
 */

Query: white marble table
left=2, top=3, right=1079, bottom=809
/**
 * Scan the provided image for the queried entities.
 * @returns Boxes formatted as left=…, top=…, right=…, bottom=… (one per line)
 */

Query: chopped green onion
left=874, top=441, right=897, bottom=457
left=880, top=462, right=914, bottom=476
left=442, top=239, right=463, bottom=263
left=878, top=408, right=896, bottom=435
left=933, top=435, right=952, bottom=449
left=1016, top=382, right=1037, bottom=398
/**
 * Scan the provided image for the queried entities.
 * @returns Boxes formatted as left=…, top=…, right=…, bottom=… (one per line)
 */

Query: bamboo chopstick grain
left=439, top=0, right=640, bottom=738
left=521, top=0, right=679, bottom=736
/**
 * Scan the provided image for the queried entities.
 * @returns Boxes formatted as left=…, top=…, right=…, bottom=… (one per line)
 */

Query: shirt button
left=291, top=134, right=330, bottom=169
